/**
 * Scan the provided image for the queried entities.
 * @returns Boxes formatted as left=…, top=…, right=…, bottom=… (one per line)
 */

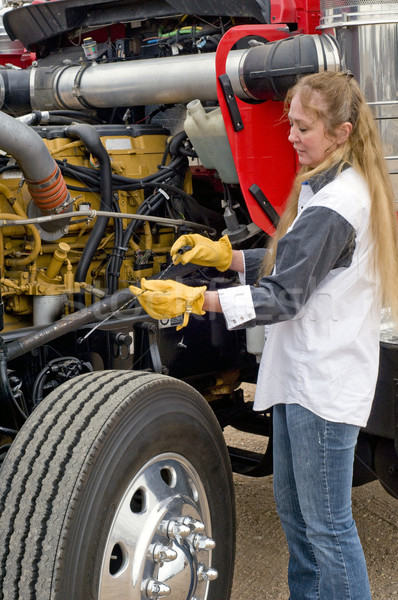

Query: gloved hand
left=170, top=233, right=232, bottom=272
left=129, top=278, right=207, bottom=330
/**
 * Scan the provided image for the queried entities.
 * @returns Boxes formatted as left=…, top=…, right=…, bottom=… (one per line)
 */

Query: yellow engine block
left=0, top=125, right=190, bottom=331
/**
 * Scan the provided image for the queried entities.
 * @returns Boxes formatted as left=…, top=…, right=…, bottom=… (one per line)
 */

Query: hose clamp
left=53, top=191, right=73, bottom=214
left=73, top=63, right=94, bottom=109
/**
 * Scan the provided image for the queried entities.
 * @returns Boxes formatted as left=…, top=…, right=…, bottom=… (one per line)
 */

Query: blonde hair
left=262, top=71, right=398, bottom=319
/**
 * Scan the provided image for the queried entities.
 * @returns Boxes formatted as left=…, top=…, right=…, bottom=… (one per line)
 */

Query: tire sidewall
left=57, top=377, right=235, bottom=600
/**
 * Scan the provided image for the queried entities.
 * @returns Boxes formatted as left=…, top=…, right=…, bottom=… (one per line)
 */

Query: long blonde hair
left=262, top=71, right=398, bottom=319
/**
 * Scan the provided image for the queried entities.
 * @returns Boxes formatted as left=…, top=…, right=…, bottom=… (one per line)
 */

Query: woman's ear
left=336, top=121, right=353, bottom=145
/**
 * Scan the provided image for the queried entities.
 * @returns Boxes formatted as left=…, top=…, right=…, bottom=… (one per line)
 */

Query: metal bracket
left=249, top=183, right=280, bottom=228
left=142, top=323, right=164, bottom=374
left=218, top=73, right=244, bottom=132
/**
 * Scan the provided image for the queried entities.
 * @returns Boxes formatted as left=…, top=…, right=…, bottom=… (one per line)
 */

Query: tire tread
left=0, top=370, right=234, bottom=600
left=0, top=370, right=155, bottom=600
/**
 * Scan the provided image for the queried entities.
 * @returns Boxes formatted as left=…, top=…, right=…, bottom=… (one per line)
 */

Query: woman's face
left=288, top=92, right=338, bottom=168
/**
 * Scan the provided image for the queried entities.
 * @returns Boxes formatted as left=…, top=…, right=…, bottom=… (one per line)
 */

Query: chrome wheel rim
left=99, top=452, right=217, bottom=599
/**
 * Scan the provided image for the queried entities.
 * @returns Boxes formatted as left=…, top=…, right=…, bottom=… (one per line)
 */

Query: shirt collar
left=306, top=162, right=350, bottom=195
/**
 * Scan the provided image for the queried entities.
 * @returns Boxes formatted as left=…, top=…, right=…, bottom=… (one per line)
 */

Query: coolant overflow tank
left=184, top=100, right=239, bottom=184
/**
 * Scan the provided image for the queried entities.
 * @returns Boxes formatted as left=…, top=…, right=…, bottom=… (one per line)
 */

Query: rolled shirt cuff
left=218, top=285, right=255, bottom=330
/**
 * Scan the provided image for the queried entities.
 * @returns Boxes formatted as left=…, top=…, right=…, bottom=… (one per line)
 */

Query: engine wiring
left=50, top=132, right=217, bottom=292
left=0, top=120, right=224, bottom=298
left=139, top=16, right=232, bottom=56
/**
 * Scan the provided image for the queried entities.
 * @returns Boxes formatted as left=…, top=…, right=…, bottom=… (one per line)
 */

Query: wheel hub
left=99, top=453, right=218, bottom=599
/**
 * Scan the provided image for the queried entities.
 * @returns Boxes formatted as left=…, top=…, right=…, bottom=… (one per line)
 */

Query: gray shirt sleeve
left=218, top=205, right=356, bottom=329
left=241, top=248, right=267, bottom=285
left=250, top=205, right=356, bottom=323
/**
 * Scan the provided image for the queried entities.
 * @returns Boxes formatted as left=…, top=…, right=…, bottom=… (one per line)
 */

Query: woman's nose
left=288, top=127, right=298, bottom=144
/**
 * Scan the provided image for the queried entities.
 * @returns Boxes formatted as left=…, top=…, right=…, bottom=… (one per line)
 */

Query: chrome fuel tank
left=319, top=1, right=398, bottom=199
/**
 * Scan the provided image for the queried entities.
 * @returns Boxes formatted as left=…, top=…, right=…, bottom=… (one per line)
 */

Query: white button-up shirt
left=218, top=167, right=381, bottom=427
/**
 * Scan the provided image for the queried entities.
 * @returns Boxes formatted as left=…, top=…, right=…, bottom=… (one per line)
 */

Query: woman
left=130, top=71, right=398, bottom=599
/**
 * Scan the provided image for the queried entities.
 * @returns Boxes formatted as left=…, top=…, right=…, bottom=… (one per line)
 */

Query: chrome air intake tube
left=0, top=111, right=70, bottom=214
left=0, top=34, right=340, bottom=114
left=0, top=111, right=71, bottom=238
left=0, top=111, right=61, bottom=184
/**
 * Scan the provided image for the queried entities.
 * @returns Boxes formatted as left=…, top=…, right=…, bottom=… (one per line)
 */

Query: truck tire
left=0, top=370, right=235, bottom=600
left=374, top=437, right=398, bottom=499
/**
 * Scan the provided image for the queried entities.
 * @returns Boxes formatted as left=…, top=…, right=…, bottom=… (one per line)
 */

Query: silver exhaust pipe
left=0, top=34, right=340, bottom=114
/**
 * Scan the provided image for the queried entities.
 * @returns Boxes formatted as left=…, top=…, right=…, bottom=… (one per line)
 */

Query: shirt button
left=233, top=319, right=237, bottom=323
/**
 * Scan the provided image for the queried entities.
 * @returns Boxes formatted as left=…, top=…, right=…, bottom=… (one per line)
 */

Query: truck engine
left=0, top=1, right=397, bottom=599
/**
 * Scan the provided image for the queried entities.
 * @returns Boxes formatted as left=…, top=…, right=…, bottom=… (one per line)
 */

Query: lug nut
left=160, top=519, right=191, bottom=539
left=192, top=533, right=216, bottom=551
left=197, top=565, right=218, bottom=581
left=168, top=520, right=191, bottom=539
left=151, top=543, right=178, bottom=563
left=182, top=516, right=205, bottom=533
left=144, top=578, right=171, bottom=598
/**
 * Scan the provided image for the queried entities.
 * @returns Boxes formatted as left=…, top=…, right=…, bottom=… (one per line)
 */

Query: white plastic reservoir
left=184, top=99, right=239, bottom=184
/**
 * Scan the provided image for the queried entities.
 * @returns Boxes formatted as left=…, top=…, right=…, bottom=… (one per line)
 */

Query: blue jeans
left=273, top=403, right=371, bottom=600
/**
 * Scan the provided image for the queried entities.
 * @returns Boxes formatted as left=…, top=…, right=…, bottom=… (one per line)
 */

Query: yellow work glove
left=170, top=233, right=232, bottom=272
left=129, top=278, right=207, bottom=330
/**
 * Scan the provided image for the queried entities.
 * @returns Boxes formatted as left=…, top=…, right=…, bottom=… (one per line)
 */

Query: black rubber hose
left=106, top=197, right=124, bottom=294
left=241, top=34, right=339, bottom=101
left=58, top=162, right=100, bottom=188
left=48, top=116, right=84, bottom=125
left=58, top=157, right=209, bottom=227
left=169, top=130, right=189, bottom=156
left=49, top=110, right=101, bottom=124
left=56, top=154, right=186, bottom=190
left=0, top=338, right=25, bottom=428
left=6, top=288, right=137, bottom=362
left=65, top=124, right=113, bottom=292
left=31, top=356, right=92, bottom=407
left=0, top=426, right=18, bottom=436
